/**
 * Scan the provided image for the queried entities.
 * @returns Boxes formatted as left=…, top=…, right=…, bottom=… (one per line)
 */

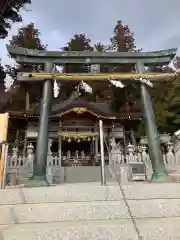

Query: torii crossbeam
left=6, top=45, right=177, bottom=182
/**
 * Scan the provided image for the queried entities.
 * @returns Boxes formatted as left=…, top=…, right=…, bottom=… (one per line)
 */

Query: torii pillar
left=34, top=63, right=53, bottom=179
left=136, top=61, right=168, bottom=180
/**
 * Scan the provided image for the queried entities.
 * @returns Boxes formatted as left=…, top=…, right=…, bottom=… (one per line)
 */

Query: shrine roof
left=50, top=97, right=142, bottom=119
left=51, top=98, right=112, bottom=115
left=7, top=98, right=142, bottom=121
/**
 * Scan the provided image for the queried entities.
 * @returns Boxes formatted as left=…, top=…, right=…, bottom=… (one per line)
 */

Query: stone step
left=0, top=200, right=129, bottom=225
left=0, top=220, right=138, bottom=240
left=1, top=217, right=180, bottom=240
left=127, top=198, right=180, bottom=218
left=2, top=197, right=180, bottom=226
left=63, top=166, right=113, bottom=183
left=0, top=184, right=122, bottom=205
left=3, top=182, right=180, bottom=205
left=121, top=182, right=180, bottom=199
left=168, top=174, right=180, bottom=182
left=1, top=183, right=180, bottom=239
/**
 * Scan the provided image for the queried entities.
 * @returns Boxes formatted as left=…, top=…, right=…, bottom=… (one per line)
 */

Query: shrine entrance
left=7, top=45, right=177, bottom=184
left=60, top=131, right=98, bottom=167
left=62, top=140, right=92, bottom=166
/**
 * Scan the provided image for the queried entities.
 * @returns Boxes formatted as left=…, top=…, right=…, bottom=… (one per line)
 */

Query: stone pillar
left=112, top=122, right=115, bottom=139
left=99, top=119, right=106, bottom=186
left=26, top=91, right=30, bottom=111
left=26, top=143, right=35, bottom=175
left=136, top=61, right=168, bottom=180
left=35, top=62, right=53, bottom=179
left=58, top=136, right=62, bottom=166
left=92, top=137, right=95, bottom=153
left=58, top=120, right=62, bottom=166
left=95, top=125, right=99, bottom=164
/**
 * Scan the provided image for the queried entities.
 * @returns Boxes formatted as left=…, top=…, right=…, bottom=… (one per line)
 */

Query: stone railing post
left=118, top=147, right=124, bottom=164
left=136, top=145, right=142, bottom=162
left=8, top=146, right=19, bottom=185
left=46, top=138, right=53, bottom=184
left=11, top=146, right=18, bottom=167
left=141, top=144, right=148, bottom=163
left=166, top=142, right=175, bottom=166
left=140, top=143, right=153, bottom=180
left=47, top=138, right=53, bottom=167
left=26, top=143, right=35, bottom=174
left=127, top=143, right=135, bottom=163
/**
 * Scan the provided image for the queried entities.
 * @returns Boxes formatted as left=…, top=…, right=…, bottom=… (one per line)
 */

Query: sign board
left=90, top=64, right=100, bottom=73
left=129, top=162, right=146, bottom=181
left=0, top=113, right=9, bottom=187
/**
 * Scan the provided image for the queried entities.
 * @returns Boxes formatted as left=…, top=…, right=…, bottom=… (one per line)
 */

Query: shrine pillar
left=111, top=122, right=116, bottom=145
left=112, top=122, right=115, bottom=139
left=99, top=119, right=106, bottom=186
left=58, top=137, right=62, bottom=166
left=136, top=61, right=168, bottom=180
left=58, top=121, right=62, bottom=166
left=35, top=63, right=53, bottom=178
left=95, top=124, right=99, bottom=163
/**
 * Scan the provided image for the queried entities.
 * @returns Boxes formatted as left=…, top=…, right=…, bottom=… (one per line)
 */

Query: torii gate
left=6, top=45, right=176, bottom=184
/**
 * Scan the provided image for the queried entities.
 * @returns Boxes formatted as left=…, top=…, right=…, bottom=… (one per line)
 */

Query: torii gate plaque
left=6, top=45, right=176, bottom=183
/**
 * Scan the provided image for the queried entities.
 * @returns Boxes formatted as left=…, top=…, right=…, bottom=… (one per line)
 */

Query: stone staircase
left=1, top=182, right=180, bottom=239
left=63, top=166, right=114, bottom=183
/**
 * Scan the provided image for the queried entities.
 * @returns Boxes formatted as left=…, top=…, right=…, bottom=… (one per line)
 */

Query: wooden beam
left=14, top=56, right=174, bottom=65
left=17, top=72, right=175, bottom=82
left=7, top=45, right=176, bottom=64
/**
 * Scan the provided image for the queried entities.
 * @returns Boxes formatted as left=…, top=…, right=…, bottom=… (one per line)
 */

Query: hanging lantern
left=77, top=139, right=80, bottom=143
left=68, top=138, right=71, bottom=142
left=88, top=137, right=91, bottom=141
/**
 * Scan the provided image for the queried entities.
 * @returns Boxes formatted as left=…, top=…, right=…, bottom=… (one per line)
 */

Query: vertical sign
left=0, top=113, right=9, bottom=188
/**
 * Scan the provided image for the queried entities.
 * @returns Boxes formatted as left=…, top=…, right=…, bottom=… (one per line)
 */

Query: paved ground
left=1, top=182, right=180, bottom=239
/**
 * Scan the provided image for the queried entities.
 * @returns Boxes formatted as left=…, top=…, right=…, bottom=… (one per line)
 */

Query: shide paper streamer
left=168, top=47, right=180, bottom=74
left=53, top=65, right=62, bottom=98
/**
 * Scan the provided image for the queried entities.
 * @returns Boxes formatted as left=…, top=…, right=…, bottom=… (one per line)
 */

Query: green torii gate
left=6, top=45, right=176, bottom=184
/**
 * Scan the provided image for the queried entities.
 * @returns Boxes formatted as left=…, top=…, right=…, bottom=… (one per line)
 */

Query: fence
left=3, top=139, right=180, bottom=186
left=109, top=141, right=180, bottom=182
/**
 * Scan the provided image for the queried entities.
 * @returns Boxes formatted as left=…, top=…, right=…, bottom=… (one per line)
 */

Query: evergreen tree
left=109, top=20, right=139, bottom=52
left=0, top=0, right=31, bottom=39
left=4, top=22, right=47, bottom=111
left=108, top=21, right=141, bottom=112
left=62, top=34, right=93, bottom=73
left=61, top=34, right=94, bottom=99
left=0, top=63, right=5, bottom=81
left=165, top=75, right=180, bottom=132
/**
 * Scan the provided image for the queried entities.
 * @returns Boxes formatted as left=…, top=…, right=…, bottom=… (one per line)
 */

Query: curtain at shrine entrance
left=62, top=140, right=91, bottom=153
left=59, top=131, right=98, bottom=155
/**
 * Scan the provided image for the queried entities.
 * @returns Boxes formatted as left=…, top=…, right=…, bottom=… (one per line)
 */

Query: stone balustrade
left=110, top=140, right=180, bottom=182
left=5, top=137, right=180, bottom=186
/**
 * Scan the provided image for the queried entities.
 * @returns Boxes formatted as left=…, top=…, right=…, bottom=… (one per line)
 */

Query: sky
left=1, top=0, right=180, bottom=66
